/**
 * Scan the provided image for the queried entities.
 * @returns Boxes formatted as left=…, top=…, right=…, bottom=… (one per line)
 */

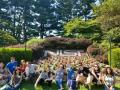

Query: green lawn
left=21, top=81, right=120, bottom=90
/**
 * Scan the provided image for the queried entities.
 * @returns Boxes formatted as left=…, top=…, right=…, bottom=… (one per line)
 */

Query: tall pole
left=109, top=36, right=112, bottom=67
left=23, top=0, right=27, bottom=51
left=25, top=39, right=27, bottom=51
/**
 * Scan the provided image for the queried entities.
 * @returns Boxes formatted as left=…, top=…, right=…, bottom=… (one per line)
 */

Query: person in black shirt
left=78, top=67, right=90, bottom=77
left=76, top=64, right=91, bottom=87
left=90, top=64, right=101, bottom=84
left=45, top=68, right=53, bottom=87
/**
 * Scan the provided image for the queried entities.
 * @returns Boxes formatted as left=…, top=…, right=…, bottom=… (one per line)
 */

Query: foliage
left=0, top=48, right=32, bottom=63
left=87, top=44, right=108, bottom=63
left=87, top=44, right=100, bottom=56
left=64, top=18, right=102, bottom=42
left=10, top=37, right=92, bottom=60
left=94, top=0, right=120, bottom=44
left=40, top=37, right=92, bottom=50
left=99, top=40, right=115, bottom=49
left=0, top=30, right=17, bottom=46
left=108, top=48, right=120, bottom=68
left=7, top=44, right=25, bottom=48
left=94, top=0, right=120, bottom=29
left=0, top=0, right=96, bottom=42
left=32, top=46, right=44, bottom=60
left=107, top=27, right=120, bottom=43
left=26, top=38, right=46, bottom=47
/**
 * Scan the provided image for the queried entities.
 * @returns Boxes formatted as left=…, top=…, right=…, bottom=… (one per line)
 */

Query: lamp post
left=25, top=40, right=27, bottom=51
left=109, top=35, right=112, bottom=67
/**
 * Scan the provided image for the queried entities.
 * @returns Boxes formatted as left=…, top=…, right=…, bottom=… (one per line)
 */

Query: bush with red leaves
left=41, top=37, right=92, bottom=50
left=87, top=44, right=108, bottom=63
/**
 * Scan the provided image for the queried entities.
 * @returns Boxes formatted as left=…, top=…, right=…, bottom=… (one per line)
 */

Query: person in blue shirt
left=67, top=66, right=75, bottom=90
left=6, top=57, right=18, bottom=75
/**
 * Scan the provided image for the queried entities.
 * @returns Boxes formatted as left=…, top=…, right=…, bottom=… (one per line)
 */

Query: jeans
left=67, top=79, right=72, bottom=88
left=104, top=85, right=115, bottom=90
left=56, top=79, right=63, bottom=89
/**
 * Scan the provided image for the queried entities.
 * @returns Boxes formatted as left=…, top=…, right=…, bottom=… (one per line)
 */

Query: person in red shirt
left=17, top=60, right=27, bottom=74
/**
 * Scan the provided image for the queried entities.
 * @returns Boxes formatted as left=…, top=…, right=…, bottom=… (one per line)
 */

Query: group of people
left=0, top=57, right=38, bottom=90
left=0, top=56, right=116, bottom=90
left=36, top=56, right=116, bottom=90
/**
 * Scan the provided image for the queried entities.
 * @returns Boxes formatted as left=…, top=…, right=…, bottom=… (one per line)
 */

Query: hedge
left=32, top=46, right=44, bottom=60
left=8, top=37, right=92, bottom=60
left=10, top=37, right=92, bottom=50
left=34, top=37, right=92, bottom=50
left=26, top=38, right=45, bottom=47
left=0, top=48, right=32, bottom=63
left=108, top=48, right=120, bottom=68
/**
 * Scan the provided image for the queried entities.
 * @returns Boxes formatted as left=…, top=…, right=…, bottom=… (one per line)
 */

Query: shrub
left=0, top=48, right=32, bottom=63
left=32, top=46, right=44, bottom=60
left=7, top=44, right=25, bottom=48
left=87, top=44, right=108, bottom=63
left=30, top=37, right=92, bottom=60
left=87, top=44, right=100, bottom=56
left=108, top=48, right=120, bottom=68
left=7, top=37, right=92, bottom=60
left=0, top=30, right=18, bottom=46
left=41, top=37, right=92, bottom=50
left=26, top=38, right=46, bottom=47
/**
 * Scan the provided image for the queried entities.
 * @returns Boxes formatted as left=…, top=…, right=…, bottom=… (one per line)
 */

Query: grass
left=21, top=81, right=120, bottom=90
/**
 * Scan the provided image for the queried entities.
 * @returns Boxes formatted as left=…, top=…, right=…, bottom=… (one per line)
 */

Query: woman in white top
left=103, top=67, right=115, bottom=90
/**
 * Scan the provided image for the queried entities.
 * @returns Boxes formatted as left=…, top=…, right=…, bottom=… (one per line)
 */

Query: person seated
left=103, top=67, right=116, bottom=90
left=66, top=66, right=76, bottom=90
left=45, top=68, right=54, bottom=87
left=25, top=61, right=38, bottom=80
left=55, top=65, right=64, bottom=90
left=34, top=69, right=48, bottom=87
left=0, top=69, right=23, bottom=90
left=99, top=67, right=106, bottom=84
left=69, top=74, right=77, bottom=90
left=0, top=62, right=5, bottom=74
left=17, top=60, right=27, bottom=74
left=6, top=57, right=18, bottom=75
left=76, top=64, right=93, bottom=90
left=0, top=62, right=9, bottom=86
left=76, top=64, right=91, bottom=84
left=90, top=64, right=101, bottom=84
left=67, top=66, right=75, bottom=89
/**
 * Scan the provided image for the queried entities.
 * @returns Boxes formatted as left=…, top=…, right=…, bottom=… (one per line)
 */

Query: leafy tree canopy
left=0, top=30, right=17, bottom=46
left=63, top=18, right=102, bottom=42
left=94, top=0, right=120, bottom=44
